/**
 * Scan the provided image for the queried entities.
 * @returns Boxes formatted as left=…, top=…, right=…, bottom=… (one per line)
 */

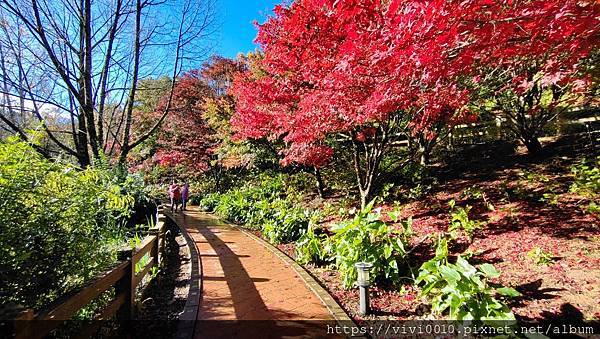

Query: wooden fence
left=448, top=115, right=600, bottom=147
left=3, top=206, right=169, bottom=339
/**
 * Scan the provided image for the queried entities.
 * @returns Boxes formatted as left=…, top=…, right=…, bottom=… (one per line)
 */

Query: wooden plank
left=73, top=293, right=126, bottom=339
left=8, top=308, right=35, bottom=339
left=96, top=292, right=126, bottom=320
left=149, top=228, right=160, bottom=266
left=133, top=257, right=157, bottom=288
left=37, top=261, right=129, bottom=321
left=132, top=236, right=156, bottom=263
left=115, top=250, right=134, bottom=322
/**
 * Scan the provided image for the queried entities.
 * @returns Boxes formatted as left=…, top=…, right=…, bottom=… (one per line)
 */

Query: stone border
left=165, top=213, right=202, bottom=339
left=229, top=221, right=359, bottom=329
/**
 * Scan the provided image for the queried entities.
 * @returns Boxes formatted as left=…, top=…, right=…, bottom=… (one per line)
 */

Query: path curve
left=169, top=208, right=341, bottom=339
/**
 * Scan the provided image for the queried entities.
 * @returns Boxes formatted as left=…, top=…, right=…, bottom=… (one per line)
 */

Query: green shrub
left=262, top=199, right=310, bottom=244
left=200, top=173, right=311, bottom=244
left=416, top=237, right=520, bottom=323
left=0, top=137, right=134, bottom=309
left=400, top=162, right=429, bottom=183
left=448, top=200, right=485, bottom=240
left=144, top=183, right=168, bottom=202
left=570, top=157, right=600, bottom=195
left=295, top=224, right=328, bottom=265
left=198, top=193, right=221, bottom=211
left=570, top=157, right=600, bottom=215
left=526, top=247, right=554, bottom=266
left=328, top=201, right=411, bottom=289
left=379, top=182, right=397, bottom=202
left=213, top=189, right=251, bottom=223
left=588, top=201, right=600, bottom=215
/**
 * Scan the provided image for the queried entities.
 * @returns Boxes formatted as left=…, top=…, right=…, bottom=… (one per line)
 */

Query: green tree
left=0, top=136, right=134, bottom=309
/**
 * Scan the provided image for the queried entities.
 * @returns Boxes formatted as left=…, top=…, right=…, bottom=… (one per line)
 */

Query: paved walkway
left=169, top=208, right=338, bottom=339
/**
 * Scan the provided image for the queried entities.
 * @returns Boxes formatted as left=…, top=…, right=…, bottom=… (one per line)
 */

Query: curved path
left=169, top=208, right=339, bottom=339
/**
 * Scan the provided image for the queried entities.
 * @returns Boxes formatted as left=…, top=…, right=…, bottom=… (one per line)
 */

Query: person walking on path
left=168, top=181, right=182, bottom=213
left=181, top=182, right=190, bottom=211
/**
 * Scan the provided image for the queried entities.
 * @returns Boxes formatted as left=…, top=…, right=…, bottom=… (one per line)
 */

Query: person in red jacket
left=168, top=181, right=181, bottom=213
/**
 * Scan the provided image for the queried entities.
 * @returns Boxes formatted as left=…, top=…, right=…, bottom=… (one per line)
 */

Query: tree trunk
left=313, top=166, right=325, bottom=199
left=352, top=140, right=377, bottom=210
left=417, top=133, right=436, bottom=166
left=358, top=175, right=374, bottom=210
left=419, top=148, right=430, bottom=166
left=523, top=136, right=543, bottom=154
left=212, top=165, right=222, bottom=192
left=76, top=110, right=91, bottom=167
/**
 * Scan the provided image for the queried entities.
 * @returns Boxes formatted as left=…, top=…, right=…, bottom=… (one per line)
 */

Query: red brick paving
left=169, top=209, right=338, bottom=338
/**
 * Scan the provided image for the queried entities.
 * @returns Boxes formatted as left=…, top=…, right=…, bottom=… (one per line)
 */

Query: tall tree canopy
left=232, top=0, right=599, bottom=207
left=130, top=55, right=249, bottom=187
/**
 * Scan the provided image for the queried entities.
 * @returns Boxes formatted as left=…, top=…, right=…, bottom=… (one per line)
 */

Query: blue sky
left=214, top=0, right=283, bottom=58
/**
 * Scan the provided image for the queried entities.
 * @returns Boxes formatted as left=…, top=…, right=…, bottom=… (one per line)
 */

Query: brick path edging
left=165, top=213, right=203, bottom=339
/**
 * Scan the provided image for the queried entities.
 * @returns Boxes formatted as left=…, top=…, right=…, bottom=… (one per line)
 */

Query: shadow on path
left=177, top=211, right=339, bottom=339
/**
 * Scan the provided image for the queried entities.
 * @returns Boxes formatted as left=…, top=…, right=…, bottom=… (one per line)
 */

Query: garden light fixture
left=355, top=262, right=373, bottom=315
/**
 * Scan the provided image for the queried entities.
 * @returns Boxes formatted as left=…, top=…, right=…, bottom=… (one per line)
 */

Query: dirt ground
left=133, top=225, right=191, bottom=338
left=279, top=138, right=600, bottom=330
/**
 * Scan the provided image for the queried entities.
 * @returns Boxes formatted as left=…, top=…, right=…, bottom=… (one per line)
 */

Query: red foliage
left=153, top=71, right=215, bottom=173
left=231, top=0, right=599, bottom=167
left=201, top=56, right=246, bottom=96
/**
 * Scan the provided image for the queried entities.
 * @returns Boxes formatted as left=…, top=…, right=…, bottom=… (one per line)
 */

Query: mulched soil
left=133, top=224, right=191, bottom=338
left=278, top=138, right=600, bottom=330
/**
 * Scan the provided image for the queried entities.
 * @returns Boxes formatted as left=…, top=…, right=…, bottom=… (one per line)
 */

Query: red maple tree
left=232, top=0, right=599, bottom=206
left=151, top=70, right=215, bottom=174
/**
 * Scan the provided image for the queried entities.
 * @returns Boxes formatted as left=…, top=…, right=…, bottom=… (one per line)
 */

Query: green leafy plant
left=387, top=206, right=414, bottom=244
left=416, top=237, right=521, bottom=323
left=448, top=200, right=485, bottom=240
left=0, top=137, right=134, bottom=309
left=295, top=224, right=329, bottom=265
left=587, top=201, right=599, bottom=216
left=328, top=201, right=411, bottom=289
left=570, top=157, right=599, bottom=215
left=570, top=157, right=600, bottom=196
left=460, top=185, right=495, bottom=211
left=198, top=173, right=311, bottom=244
left=262, top=200, right=310, bottom=244
left=198, top=193, right=221, bottom=211
left=521, top=170, right=550, bottom=184
left=460, top=186, right=485, bottom=201
left=540, top=191, right=560, bottom=205
left=407, top=183, right=435, bottom=200
left=379, top=182, right=397, bottom=202
left=526, top=247, right=554, bottom=266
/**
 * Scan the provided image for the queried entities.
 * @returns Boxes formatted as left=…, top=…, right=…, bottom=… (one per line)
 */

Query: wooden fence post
left=149, top=228, right=160, bottom=267
left=115, top=249, right=134, bottom=325
left=158, top=215, right=167, bottom=259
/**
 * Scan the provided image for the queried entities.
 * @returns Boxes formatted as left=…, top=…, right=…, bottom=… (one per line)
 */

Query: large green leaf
left=440, top=266, right=461, bottom=282
left=456, top=256, right=477, bottom=277
left=479, top=263, right=500, bottom=279
left=496, top=287, right=521, bottom=297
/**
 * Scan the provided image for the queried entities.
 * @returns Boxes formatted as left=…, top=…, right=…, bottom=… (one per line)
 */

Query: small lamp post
left=355, top=262, right=373, bottom=316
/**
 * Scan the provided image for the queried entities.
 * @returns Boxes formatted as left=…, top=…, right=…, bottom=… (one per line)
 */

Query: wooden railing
left=3, top=206, right=169, bottom=339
